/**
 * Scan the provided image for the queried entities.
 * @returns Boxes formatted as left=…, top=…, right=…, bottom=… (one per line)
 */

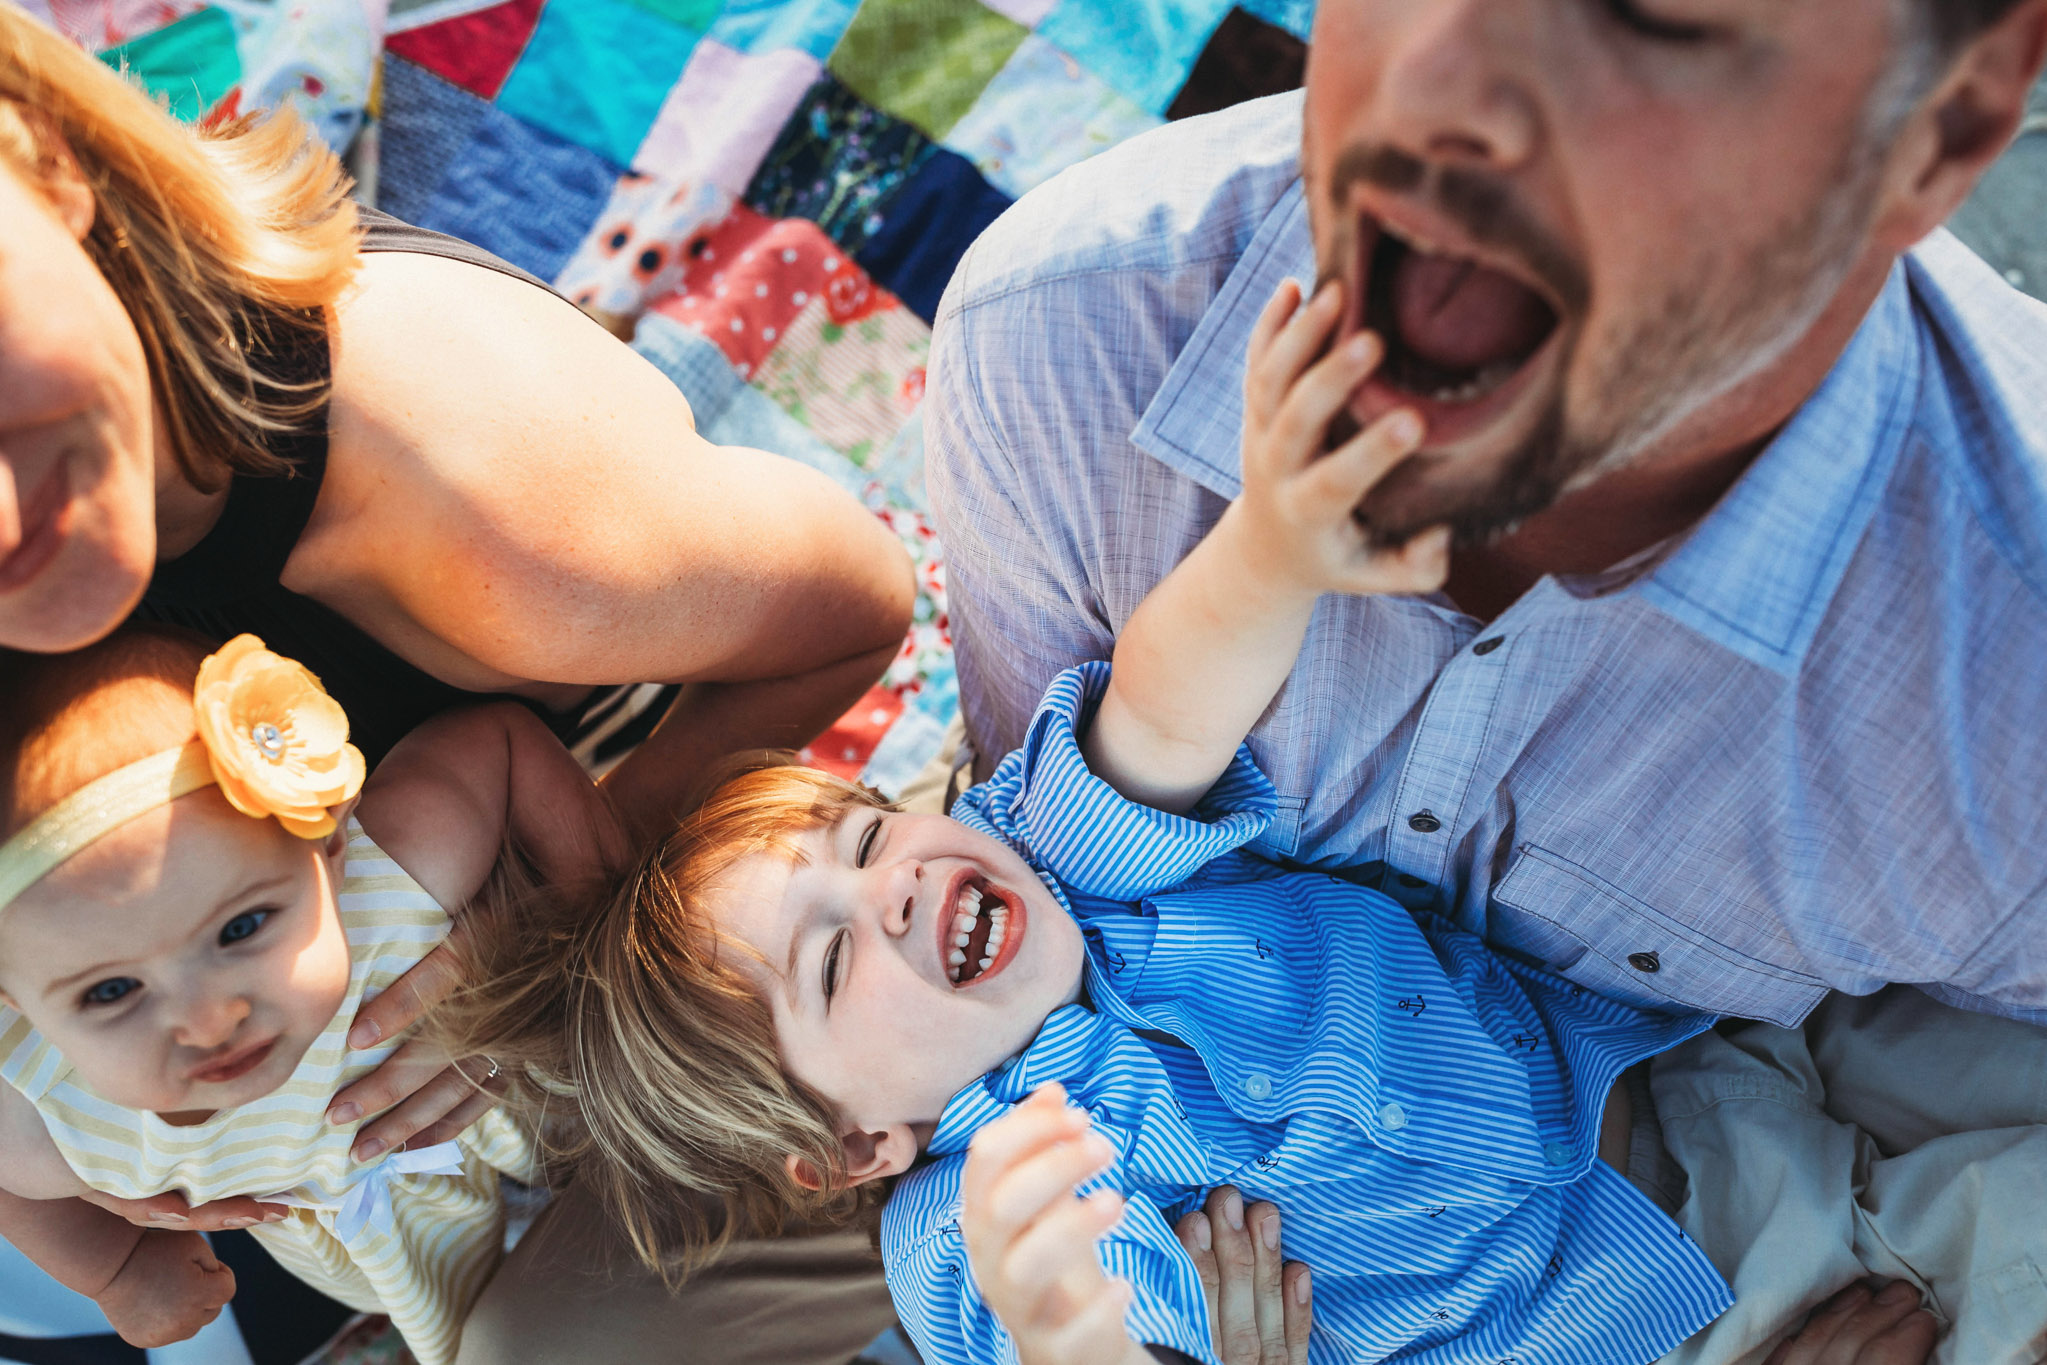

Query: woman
left=0, top=9, right=909, bottom=1360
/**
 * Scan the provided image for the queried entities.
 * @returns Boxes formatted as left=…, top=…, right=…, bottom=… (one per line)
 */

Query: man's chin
left=1351, top=400, right=1577, bottom=552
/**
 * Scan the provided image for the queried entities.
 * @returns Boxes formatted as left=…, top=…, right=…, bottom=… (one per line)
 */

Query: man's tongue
left=1391, top=248, right=1553, bottom=374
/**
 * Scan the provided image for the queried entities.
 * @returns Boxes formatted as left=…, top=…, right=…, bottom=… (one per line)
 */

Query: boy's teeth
left=987, top=922, right=1006, bottom=952
left=954, top=928, right=972, bottom=948
left=953, top=911, right=975, bottom=934
left=949, top=948, right=966, bottom=967
left=979, top=953, right=994, bottom=971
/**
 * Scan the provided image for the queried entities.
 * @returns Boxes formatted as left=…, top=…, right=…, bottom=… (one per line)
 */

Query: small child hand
left=962, top=1083, right=1139, bottom=1365
left=95, top=1228, right=236, bottom=1348
left=1227, top=278, right=1449, bottom=598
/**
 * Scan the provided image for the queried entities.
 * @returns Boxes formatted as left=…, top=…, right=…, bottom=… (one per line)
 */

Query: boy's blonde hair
left=443, top=758, right=895, bottom=1283
left=0, top=5, right=359, bottom=490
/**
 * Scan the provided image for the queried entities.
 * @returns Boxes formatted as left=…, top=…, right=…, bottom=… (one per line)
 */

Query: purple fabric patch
left=375, top=54, right=492, bottom=224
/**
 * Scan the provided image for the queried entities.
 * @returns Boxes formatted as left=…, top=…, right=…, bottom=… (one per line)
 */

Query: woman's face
left=0, top=156, right=157, bottom=652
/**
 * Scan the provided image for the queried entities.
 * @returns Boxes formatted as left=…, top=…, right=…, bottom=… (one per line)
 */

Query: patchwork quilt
left=26, top=0, right=1313, bottom=796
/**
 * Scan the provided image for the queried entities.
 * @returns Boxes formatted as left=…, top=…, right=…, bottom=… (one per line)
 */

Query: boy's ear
left=785, top=1124, right=921, bottom=1192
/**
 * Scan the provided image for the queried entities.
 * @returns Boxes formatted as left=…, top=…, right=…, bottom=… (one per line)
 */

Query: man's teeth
left=948, top=885, right=1009, bottom=984
left=1421, top=359, right=1521, bottom=405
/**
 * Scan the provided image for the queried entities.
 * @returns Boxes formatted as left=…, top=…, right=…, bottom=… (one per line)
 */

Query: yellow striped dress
left=0, top=822, right=537, bottom=1365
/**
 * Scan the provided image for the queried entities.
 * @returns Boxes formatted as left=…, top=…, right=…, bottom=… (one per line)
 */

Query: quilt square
left=853, top=146, right=1011, bottom=323
left=618, top=0, right=720, bottom=28
left=1166, top=6, right=1306, bottom=120
left=376, top=55, right=493, bottom=223
left=748, top=291, right=930, bottom=466
left=826, top=0, right=1029, bottom=140
left=942, top=32, right=1158, bottom=199
left=383, top=0, right=544, bottom=101
left=706, top=0, right=857, bottom=58
left=416, top=93, right=619, bottom=281
left=97, top=4, right=238, bottom=121
left=743, top=74, right=936, bottom=255
left=633, top=38, right=820, bottom=194
left=495, top=0, right=703, bottom=168
left=1036, top=0, right=1235, bottom=116
left=555, top=171, right=734, bottom=315
left=1239, top=0, right=1313, bottom=41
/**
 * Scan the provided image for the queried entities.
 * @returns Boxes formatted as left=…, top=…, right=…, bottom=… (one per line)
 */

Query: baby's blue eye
left=83, top=977, right=139, bottom=1007
left=219, top=909, right=273, bottom=945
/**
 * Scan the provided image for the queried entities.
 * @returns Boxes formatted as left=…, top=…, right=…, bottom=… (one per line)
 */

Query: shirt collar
left=1132, top=181, right=1314, bottom=500
left=1636, top=258, right=1921, bottom=674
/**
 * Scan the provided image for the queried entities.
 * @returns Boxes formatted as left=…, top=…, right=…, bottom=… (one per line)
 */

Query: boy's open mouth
left=940, top=873, right=1023, bottom=988
left=1353, top=214, right=1561, bottom=412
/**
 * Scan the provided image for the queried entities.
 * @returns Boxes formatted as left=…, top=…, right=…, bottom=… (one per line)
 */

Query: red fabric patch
left=649, top=205, right=899, bottom=377
left=799, top=683, right=905, bottom=780
left=385, top=0, right=545, bottom=101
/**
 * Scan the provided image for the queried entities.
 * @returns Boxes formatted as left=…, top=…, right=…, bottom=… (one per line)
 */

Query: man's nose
left=1372, top=0, right=1539, bottom=172
left=172, top=992, right=252, bottom=1049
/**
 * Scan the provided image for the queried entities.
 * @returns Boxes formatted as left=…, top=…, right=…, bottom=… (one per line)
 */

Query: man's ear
left=1877, top=0, right=2047, bottom=249
left=785, top=1124, right=921, bottom=1192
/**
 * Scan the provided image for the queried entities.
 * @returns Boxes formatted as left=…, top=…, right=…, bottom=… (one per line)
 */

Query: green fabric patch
left=827, top=0, right=1027, bottom=140
left=100, top=6, right=240, bottom=123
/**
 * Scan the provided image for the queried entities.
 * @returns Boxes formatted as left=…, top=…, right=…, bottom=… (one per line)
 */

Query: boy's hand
left=962, top=1084, right=1145, bottom=1365
left=1227, top=278, right=1448, bottom=599
left=94, top=1228, right=236, bottom=1348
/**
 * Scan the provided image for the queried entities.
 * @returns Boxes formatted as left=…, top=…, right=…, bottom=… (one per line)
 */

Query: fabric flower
left=192, top=635, right=365, bottom=839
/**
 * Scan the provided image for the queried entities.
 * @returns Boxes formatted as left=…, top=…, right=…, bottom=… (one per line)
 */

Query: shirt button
left=1378, top=1101, right=1409, bottom=1131
left=1407, top=811, right=1442, bottom=834
left=1472, top=635, right=1505, bottom=656
left=1545, top=1141, right=1574, bottom=1166
left=1241, top=1073, right=1273, bottom=1102
left=1628, top=951, right=1662, bottom=973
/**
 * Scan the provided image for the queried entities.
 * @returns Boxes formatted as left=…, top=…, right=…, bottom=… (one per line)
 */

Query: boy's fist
left=95, top=1228, right=236, bottom=1347
left=1228, top=278, right=1449, bottom=598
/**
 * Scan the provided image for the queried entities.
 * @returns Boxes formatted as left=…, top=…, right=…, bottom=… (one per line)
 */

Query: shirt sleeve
left=954, top=662, right=1276, bottom=901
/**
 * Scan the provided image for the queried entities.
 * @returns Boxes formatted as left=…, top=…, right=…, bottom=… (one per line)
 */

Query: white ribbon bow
left=260, top=1140, right=466, bottom=1244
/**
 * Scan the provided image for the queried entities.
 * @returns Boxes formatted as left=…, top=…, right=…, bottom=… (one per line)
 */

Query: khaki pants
left=1654, top=987, right=2047, bottom=1365
left=453, top=1183, right=894, bottom=1365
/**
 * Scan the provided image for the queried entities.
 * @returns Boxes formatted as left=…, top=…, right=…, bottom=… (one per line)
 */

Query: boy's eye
left=1601, top=0, right=1716, bottom=42
left=219, top=909, right=274, bottom=946
left=83, top=977, right=140, bottom=1008
left=855, top=817, right=881, bottom=869
left=823, top=930, right=847, bottom=1007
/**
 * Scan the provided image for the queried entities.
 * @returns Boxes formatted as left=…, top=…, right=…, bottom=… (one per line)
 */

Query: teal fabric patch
left=100, top=6, right=240, bottom=123
left=707, top=0, right=859, bottom=57
left=1240, top=0, right=1314, bottom=41
left=495, top=0, right=703, bottom=167
left=1036, top=0, right=1233, bottom=116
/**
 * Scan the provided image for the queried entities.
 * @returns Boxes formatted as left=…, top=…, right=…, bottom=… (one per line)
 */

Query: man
left=929, top=0, right=2047, bottom=1030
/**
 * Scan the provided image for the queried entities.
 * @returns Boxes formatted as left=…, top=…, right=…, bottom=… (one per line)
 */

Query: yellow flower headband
left=0, top=635, right=366, bottom=916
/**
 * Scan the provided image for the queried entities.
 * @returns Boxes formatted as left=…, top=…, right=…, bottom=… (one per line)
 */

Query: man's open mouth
left=941, top=875, right=1022, bottom=988
left=1358, top=218, right=1560, bottom=408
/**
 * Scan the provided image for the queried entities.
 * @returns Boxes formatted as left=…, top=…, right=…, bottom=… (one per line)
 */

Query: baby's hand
left=1228, top=279, right=1449, bottom=598
left=962, top=1084, right=1138, bottom=1365
left=95, top=1228, right=236, bottom=1348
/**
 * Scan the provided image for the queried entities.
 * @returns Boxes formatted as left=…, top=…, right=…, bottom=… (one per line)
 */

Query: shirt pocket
left=1490, top=845, right=1829, bottom=1027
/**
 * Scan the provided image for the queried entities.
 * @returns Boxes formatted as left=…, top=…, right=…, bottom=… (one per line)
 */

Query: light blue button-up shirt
left=882, top=664, right=1729, bottom=1365
left=927, top=91, right=2047, bottom=1029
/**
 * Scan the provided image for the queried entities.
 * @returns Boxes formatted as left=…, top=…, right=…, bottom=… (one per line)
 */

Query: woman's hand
left=77, top=1186, right=285, bottom=1233
left=961, top=1084, right=1152, bottom=1365
left=1762, top=1281, right=1939, bottom=1365
left=324, top=929, right=502, bottom=1162
left=1173, top=1186, right=1311, bottom=1365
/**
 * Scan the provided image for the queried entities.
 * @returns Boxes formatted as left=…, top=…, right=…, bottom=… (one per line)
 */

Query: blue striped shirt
left=928, top=92, right=2047, bottom=1030
left=882, top=664, right=1732, bottom=1365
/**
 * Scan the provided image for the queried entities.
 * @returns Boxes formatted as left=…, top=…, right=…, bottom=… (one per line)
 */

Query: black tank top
left=135, top=210, right=602, bottom=765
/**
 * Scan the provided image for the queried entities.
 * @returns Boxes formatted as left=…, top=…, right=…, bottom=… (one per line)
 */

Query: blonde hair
left=0, top=5, right=360, bottom=489
left=440, top=758, right=894, bottom=1284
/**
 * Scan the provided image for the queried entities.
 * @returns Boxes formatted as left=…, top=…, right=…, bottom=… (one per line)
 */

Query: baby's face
left=712, top=809, right=1085, bottom=1138
left=0, top=789, right=352, bottom=1122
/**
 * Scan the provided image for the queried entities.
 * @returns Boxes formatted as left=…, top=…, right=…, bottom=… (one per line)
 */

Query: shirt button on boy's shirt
left=1379, top=1102, right=1409, bottom=1131
left=1544, top=1142, right=1574, bottom=1167
left=1242, top=1073, right=1273, bottom=1101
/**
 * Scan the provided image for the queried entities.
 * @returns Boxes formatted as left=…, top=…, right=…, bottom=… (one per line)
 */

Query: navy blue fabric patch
left=415, top=96, right=621, bottom=282
left=742, top=72, right=937, bottom=255
left=375, top=55, right=492, bottom=225
left=853, top=146, right=1012, bottom=323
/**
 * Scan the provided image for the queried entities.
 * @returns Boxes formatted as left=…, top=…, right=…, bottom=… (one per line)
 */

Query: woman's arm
left=319, top=251, right=916, bottom=840
left=1081, top=280, right=1444, bottom=814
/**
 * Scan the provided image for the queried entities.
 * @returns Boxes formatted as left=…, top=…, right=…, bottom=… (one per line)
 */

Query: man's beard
left=1326, top=131, right=1887, bottom=554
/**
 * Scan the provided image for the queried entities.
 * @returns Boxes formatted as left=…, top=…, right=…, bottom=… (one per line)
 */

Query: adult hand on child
left=94, top=1228, right=236, bottom=1348
left=78, top=1185, right=285, bottom=1233
left=1762, top=1280, right=1939, bottom=1365
left=962, top=1083, right=1152, bottom=1365
left=1224, top=278, right=1449, bottom=600
left=325, top=920, right=505, bottom=1162
left=1173, top=1186, right=1311, bottom=1365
